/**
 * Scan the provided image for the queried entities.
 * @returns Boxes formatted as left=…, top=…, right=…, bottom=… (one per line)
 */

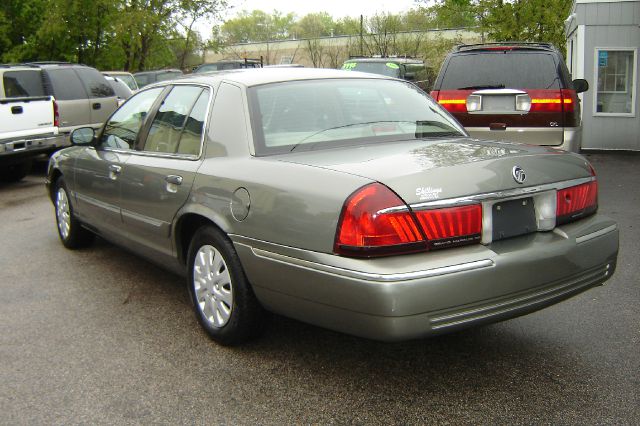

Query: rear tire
left=0, top=160, right=32, bottom=182
left=187, top=225, right=265, bottom=345
left=54, top=178, right=95, bottom=249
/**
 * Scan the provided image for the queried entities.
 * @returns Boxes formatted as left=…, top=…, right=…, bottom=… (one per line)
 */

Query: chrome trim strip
left=248, top=246, right=494, bottom=282
left=473, top=88, right=527, bottom=95
left=410, top=177, right=595, bottom=211
left=576, top=224, right=617, bottom=244
left=75, top=193, right=120, bottom=214
left=121, top=209, right=165, bottom=228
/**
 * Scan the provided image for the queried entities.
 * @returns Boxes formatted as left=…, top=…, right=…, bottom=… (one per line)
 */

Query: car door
left=74, top=67, right=119, bottom=126
left=72, top=87, right=166, bottom=235
left=117, top=84, right=211, bottom=257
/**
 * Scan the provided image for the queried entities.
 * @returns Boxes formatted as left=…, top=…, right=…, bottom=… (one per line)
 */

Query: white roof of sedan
left=178, top=67, right=390, bottom=87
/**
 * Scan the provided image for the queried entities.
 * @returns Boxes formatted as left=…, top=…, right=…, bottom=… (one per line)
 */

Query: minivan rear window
left=2, top=71, right=45, bottom=98
left=440, top=52, right=560, bottom=90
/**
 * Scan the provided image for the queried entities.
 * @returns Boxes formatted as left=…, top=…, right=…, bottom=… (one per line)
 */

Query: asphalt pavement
left=1, top=153, right=638, bottom=424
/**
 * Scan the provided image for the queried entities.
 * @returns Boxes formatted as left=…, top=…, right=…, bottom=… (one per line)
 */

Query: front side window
left=100, top=87, right=164, bottom=150
left=142, top=85, right=209, bottom=155
left=249, top=79, right=466, bottom=155
left=595, top=49, right=636, bottom=115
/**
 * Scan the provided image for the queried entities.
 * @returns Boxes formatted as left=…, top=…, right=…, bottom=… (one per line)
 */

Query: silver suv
left=2, top=62, right=118, bottom=141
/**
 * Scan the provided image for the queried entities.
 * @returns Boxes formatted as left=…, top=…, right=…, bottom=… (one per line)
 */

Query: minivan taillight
left=334, top=183, right=483, bottom=257
left=433, top=90, right=470, bottom=113
left=556, top=181, right=598, bottom=225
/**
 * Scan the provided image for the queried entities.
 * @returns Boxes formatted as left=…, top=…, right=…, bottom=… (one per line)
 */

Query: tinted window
left=143, top=85, right=204, bottom=154
left=250, top=79, right=465, bottom=155
left=46, top=69, right=87, bottom=100
left=440, top=52, right=560, bottom=90
left=156, top=71, right=182, bottom=82
left=75, top=68, right=115, bottom=98
left=100, top=87, right=163, bottom=150
left=2, top=70, right=45, bottom=97
left=134, top=74, right=153, bottom=88
left=194, top=64, right=220, bottom=73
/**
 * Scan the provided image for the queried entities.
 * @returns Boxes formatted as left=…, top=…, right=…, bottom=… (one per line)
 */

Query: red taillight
left=334, top=183, right=483, bottom=257
left=414, top=205, right=482, bottom=248
left=560, top=89, right=576, bottom=113
left=53, top=100, right=59, bottom=127
left=334, top=183, right=425, bottom=257
left=435, top=90, right=471, bottom=113
left=556, top=181, right=598, bottom=225
left=527, top=89, right=569, bottom=113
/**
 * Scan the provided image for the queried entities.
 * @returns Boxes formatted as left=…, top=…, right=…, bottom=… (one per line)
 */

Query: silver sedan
left=46, top=68, right=619, bottom=345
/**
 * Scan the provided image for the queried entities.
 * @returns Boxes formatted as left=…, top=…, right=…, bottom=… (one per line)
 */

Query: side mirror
left=573, top=78, right=589, bottom=94
left=70, top=127, right=96, bottom=146
left=404, top=72, right=416, bottom=81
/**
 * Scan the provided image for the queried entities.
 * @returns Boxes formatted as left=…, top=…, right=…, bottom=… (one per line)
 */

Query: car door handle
left=108, top=164, right=122, bottom=180
left=11, top=106, right=23, bottom=114
left=165, top=175, right=183, bottom=185
left=92, top=102, right=101, bottom=110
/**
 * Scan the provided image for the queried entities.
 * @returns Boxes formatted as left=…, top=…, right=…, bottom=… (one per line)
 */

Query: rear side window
left=2, top=70, right=45, bottom=97
left=46, top=69, right=88, bottom=100
left=440, top=52, right=560, bottom=90
left=75, top=68, right=115, bottom=98
left=142, top=85, right=207, bottom=154
left=156, top=71, right=182, bottom=82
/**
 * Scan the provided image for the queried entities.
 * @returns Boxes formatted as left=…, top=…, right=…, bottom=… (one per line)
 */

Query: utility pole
left=360, top=15, right=364, bottom=56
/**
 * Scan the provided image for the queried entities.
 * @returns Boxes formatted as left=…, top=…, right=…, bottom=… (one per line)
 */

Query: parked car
left=103, top=75, right=133, bottom=106
left=430, top=42, right=589, bottom=152
left=1, top=62, right=118, bottom=181
left=341, top=56, right=426, bottom=86
left=133, top=69, right=183, bottom=88
left=193, top=59, right=263, bottom=73
left=103, top=71, right=139, bottom=92
left=46, top=68, right=618, bottom=346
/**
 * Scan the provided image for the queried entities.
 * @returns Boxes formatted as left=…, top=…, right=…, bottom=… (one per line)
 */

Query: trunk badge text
left=512, top=166, right=526, bottom=184
left=416, top=187, right=443, bottom=201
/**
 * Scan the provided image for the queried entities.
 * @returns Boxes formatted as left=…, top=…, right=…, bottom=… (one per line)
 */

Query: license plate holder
left=492, top=197, right=536, bottom=241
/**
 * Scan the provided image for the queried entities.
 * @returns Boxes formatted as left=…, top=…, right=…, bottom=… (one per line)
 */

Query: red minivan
left=431, top=43, right=589, bottom=152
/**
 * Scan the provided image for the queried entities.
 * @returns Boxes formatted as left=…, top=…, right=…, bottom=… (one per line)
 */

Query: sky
left=228, top=0, right=419, bottom=18
left=197, top=0, right=421, bottom=40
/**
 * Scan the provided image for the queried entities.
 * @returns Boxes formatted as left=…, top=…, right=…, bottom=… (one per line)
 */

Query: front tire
left=187, top=225, right=265, bottom=345
left=54, top=178, right=94, bottom=249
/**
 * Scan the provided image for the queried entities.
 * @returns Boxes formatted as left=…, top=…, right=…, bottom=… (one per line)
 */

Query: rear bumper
left=0, top=133, right=66, bottom=164
left=233, top=215, right=618, bottom=341
left=466, top=127, right=582, bottom=152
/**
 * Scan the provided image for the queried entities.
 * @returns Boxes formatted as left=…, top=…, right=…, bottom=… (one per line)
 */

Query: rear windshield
left=248, top=79, right=466, bottom=155
left=440, top=52, right=561, bottom=90
left=2, top=70, right=45, bottom=98
left=342, top=62, right=401, bottom=78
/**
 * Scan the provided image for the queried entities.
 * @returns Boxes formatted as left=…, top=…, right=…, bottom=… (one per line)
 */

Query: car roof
left=454, top=42, right=560, bottom=53
left=344, top=57, right=424, bottom=65
left=133, top=69, right=182, bottom=76
left=103, top=71, right=134, bottom=76
left=166, top=68, right=391, bottom=88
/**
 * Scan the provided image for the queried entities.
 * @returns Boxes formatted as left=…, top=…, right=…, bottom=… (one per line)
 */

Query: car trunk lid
left=275, top=138, right=592, bottom=205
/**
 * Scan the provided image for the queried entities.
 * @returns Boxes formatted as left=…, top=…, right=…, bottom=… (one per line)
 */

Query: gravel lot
left=1, top=153, right=638, bottom=424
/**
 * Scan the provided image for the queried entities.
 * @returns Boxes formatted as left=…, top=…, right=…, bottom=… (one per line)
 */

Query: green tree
left=293, top=12, right=335, bottom=39
left=219, top=10, right=295, bottom=43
